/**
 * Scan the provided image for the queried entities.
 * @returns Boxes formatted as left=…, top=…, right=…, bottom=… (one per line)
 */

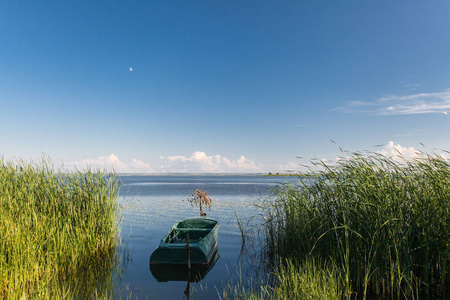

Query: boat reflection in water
left=150, top=250, right=220, bottom=299
left=150, top=249, right=220, bottom=283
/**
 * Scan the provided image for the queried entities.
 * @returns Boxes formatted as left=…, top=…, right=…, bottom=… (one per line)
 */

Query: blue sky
left=1, top=1, right=450, bottom=173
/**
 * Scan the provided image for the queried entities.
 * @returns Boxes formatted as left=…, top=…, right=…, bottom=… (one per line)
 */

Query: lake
left=114, top=175, right=296, bottom=299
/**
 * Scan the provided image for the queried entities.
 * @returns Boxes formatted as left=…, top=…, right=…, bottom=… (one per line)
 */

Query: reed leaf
left=0, top=158, right=121, bottom=299
left=260, top=151, right=450, bottom=299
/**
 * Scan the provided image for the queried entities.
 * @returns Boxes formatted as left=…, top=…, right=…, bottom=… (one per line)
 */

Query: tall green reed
left=261, top=151, right=450, bottom=299
left=0, top=158, right=121, bottom=299
left=219, top=257, right=341, bottom=300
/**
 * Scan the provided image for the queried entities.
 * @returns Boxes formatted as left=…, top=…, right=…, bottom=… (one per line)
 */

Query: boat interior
left=165, top=227, right=212, bottom=244
left=163, top=219, right=217, bottom=244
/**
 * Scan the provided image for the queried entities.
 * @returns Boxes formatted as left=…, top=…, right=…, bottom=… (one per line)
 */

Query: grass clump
left=261, top=151, right=450, bottom=299
left=0, top=158, right=120, bottom=299
left=220, top=257, right=341, bottom=300
left=271, top=258, right=341, bottom=300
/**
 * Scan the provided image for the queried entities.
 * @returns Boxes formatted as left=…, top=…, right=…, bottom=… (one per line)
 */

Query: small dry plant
left=187, top=189, right=212, bottom=216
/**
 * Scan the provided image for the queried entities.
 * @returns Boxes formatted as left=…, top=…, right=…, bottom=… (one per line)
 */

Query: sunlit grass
left=260, top=151, right=450, bottom=299
left=0, top=158, right=120, bottom=299
left=219, top=257, right=341, bottom=300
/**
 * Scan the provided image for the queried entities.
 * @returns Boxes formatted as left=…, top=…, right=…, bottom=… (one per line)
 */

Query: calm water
left=114, top=175, right=296, bottom=299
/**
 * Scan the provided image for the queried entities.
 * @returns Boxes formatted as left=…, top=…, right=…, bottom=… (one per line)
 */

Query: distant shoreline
left=262, top=172, right=298, bottom=177
left=116, top=173, right=298, bottom=177
left=117, top=173, right=264, bottom=176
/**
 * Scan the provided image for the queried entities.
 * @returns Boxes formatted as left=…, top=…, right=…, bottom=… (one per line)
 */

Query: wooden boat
left=149, top=217, right=219, bottom=265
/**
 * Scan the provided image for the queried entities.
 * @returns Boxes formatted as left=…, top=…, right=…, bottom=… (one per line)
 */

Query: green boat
left=149, top=217, right=219, bottom=265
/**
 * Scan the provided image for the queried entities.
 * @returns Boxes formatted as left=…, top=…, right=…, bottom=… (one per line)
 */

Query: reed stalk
left=260, top=151, right=450, bottom=299
left=220, top=257, right=341, bottom=300
left=0, top=158, right=120, bottom=299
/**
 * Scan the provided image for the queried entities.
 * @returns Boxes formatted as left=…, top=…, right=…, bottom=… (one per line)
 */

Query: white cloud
left=131, top=159, right=153, bottom=172
left=66, top=152, right=300, bottom=174
left=159, top=151, right=261, bottom=173
left=70, top=154, right=126, bottom=171
left=377, top=141, right=450, bottom=163
left=69, top=154, right=153, bottom=173
left=377, top=141, right=421, bottom=162
left=339, top=89, right=450, bottom=115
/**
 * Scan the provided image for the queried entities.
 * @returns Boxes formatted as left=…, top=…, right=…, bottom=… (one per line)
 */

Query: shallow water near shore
left=114, top=175, right=296, bottom=299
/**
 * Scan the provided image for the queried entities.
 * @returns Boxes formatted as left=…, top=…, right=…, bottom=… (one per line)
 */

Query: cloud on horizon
left=68, top=151, right=264, bottom=173
left=159, top=151, right=261, bottom=173
left=378, top=141, right=450, bottom=161
left=377, top=141, right=421, bottom=162
left=313, top=141, right=447, bottom=168
left=337, top=89, right=450, bottom=115
left=66, top=143, right=448, bottom=174
left=68, top=154, right=140, bottom=173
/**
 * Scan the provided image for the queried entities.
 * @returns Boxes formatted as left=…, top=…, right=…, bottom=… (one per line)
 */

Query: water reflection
left=115, top=175, right=298, bottom=299
left=150, top=251, right=220, bottom=298
left=57, top=247, right=118, bottom=299
left=150, top=250, right=220, bottom=282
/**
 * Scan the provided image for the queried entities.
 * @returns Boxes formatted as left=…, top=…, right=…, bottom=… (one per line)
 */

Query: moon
left=129, top=67, right=133, bottom=72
